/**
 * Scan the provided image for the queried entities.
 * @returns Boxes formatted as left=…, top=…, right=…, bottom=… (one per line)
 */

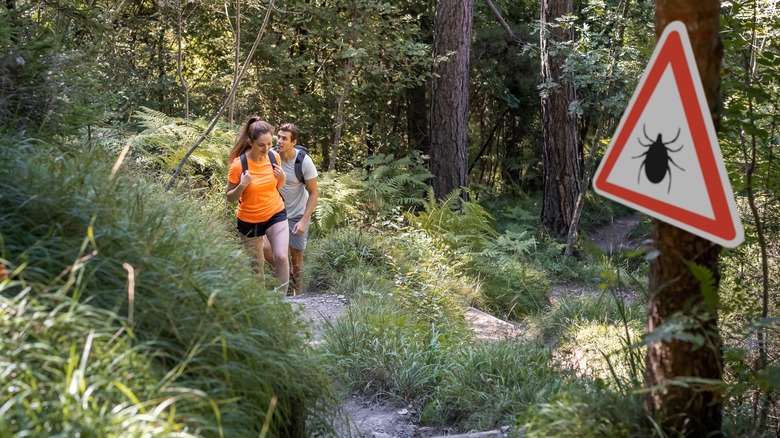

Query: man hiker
left=263, top=123, right=318, bottom=295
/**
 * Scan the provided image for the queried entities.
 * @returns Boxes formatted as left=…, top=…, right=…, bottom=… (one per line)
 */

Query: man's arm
left=292, top=177, right=318, bottom=235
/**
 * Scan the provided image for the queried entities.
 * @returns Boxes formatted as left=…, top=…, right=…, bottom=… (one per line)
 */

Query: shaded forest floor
left=286, top=213, right=645, bottom=437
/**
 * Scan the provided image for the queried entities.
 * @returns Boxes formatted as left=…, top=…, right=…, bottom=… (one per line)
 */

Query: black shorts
left=237, top=209, right=287, bottom=238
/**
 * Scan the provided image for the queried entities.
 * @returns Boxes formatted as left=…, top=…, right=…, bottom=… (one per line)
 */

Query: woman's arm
left=226, top=171, right=251, bottom=202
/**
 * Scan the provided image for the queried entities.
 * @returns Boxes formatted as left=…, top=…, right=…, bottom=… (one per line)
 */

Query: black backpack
left=271, top=144, right=310, bottom=183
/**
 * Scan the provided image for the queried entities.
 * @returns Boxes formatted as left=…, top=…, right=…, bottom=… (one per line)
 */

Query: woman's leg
left=261, top=235, right=275, bottom=267
left=241, top=236, right=264, bottom=282
left=265, top=220, right=290, bottom=295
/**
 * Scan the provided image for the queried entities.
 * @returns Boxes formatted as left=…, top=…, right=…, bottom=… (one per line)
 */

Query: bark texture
left=645, top=2, right=724, bottom=434
left=540, top=0, right=581, bottom=236
left=429, top=0, right=473, bottom=200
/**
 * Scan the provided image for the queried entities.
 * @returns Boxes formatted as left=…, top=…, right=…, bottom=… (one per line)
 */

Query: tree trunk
left=645, top=4, right=724, bottom=435
left=540, top=0, right=580, bottom=237
left=328, top=56, right=354, bottom=172
left=429, top=0, right=473, bottom=201
left=176, top=0, right=190, bottom=119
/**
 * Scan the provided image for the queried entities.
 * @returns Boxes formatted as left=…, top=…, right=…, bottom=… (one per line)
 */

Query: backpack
left=271, top=144, right=310, bottom=183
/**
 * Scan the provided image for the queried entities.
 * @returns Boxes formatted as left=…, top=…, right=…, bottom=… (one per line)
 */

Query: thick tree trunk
left=645, top=3, right=724, bottom=435
left=540, top=0, right=580, bottom=236
left=429, top=0, right=473, bottom=201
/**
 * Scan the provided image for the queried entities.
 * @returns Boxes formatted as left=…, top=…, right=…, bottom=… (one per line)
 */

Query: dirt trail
left=286, top=213, right=645, bottom=437
left=285, top=296, right=521, bottom=437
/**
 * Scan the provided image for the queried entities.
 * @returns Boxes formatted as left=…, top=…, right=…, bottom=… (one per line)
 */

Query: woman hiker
left=226, top=118, right=290, bottom=295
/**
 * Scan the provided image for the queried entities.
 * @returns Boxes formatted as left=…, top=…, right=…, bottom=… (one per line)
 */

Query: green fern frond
left=686, top=261, right=718, bottom=312
left=127, top=109, right=234, bottom=178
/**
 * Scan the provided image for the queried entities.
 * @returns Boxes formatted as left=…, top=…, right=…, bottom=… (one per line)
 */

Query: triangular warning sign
left=592, top=21, right=743, bottom=248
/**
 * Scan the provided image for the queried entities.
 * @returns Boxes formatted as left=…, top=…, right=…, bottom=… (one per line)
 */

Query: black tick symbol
left=632, top=125, right=685, bottom=193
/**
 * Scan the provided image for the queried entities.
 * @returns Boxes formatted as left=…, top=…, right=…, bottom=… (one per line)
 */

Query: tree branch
left=483, top=0, right=528, bottom=47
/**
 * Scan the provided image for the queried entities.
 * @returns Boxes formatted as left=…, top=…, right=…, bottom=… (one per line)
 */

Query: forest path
left=285, top=213, right=645, bottom=437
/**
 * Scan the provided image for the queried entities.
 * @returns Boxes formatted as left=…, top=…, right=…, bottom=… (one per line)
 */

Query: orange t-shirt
left=228, top=151, right=285, bottom=223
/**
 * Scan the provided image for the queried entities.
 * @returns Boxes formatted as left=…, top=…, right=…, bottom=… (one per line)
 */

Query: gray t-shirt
left=279, top=150, right=318, bottom=219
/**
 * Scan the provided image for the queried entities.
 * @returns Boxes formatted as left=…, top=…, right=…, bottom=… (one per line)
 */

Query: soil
left=284, top=213, right=645, bottom=437
left=588, top=213, right=645, bottom=254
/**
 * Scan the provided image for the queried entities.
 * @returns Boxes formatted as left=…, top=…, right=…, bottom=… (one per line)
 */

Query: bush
left=322, top=294, right=465, bottom=405
left=304, top=227, right=391, bottom=295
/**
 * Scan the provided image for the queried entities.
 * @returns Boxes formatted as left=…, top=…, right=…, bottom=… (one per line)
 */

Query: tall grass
left=516, top=381, right=647, bottom=437
left=321, top=295, right=462, bottom=406
left=0, top=139, right=335, bottom=436
left=421, top=341, right=561, bottom=431
left=1, top=275, right=206, bottom=437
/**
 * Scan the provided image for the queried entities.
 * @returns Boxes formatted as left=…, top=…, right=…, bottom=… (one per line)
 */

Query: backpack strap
left=241, top=151, right=277, bottom=171
left=240, top=153, right=248, bottom=173
left=293, top=145, right=309, bottom=183
left=237, top=153, right=249, bottom=205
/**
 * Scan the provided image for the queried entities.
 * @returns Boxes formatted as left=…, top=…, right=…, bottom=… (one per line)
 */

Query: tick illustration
left=632, top=125, right=685, bottom=193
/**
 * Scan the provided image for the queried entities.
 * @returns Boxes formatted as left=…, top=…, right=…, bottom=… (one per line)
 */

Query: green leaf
left=685, top=261, right=718, bottom=312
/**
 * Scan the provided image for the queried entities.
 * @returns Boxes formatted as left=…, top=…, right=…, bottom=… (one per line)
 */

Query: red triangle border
left=593, top=26, right=737, bottom=242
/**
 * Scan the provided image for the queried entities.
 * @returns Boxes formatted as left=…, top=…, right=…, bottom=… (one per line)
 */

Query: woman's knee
left=273, top=250, right=288, bottom=267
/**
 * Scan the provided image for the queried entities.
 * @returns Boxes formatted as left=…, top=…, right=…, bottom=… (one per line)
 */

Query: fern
left=361, top=151, right=431, bottom=219
left=315, top=151, right=432, bottom=235
left=477, top=230, right=537, bottom=269
left=686, top=260, right=718, bottom=313
left=413, top=189, right=499, bottom=253
left=127, top=107, right=233, bottom=179
left=314, top=171, right=364, bottom=234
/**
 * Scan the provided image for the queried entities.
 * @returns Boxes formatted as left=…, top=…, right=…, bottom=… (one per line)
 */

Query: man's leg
left=265, top=220, right=290, bottom=295
left=289, top=247, right=304, bottom=295
left=288, top=217, right=309, bottom=295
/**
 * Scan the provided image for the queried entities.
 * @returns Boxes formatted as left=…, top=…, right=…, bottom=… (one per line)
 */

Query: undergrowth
left=0, top=140, right=335, bottom=437
left=311, top=187, right=652, bottom=434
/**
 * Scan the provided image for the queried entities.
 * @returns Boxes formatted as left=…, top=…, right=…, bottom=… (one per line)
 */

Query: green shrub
left=304, top=227, right=391, bottom=294
left=385, top=229, right=478, bottom=323
left=322, top=294, right=466, bottom=406
left=532, top=295, right=645, bottom=348
left=468, top=253, right=549, bottom=319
